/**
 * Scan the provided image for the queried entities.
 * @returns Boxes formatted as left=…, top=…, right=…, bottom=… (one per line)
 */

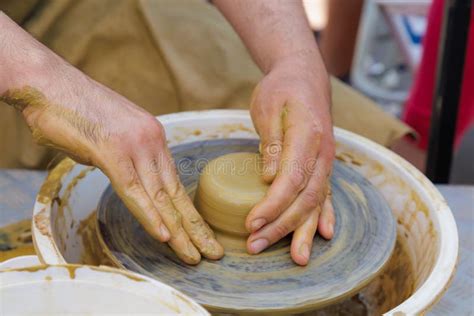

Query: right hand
left=245, top=54, right=335, bottom=266
left=2, top=57, right=223, bottom=265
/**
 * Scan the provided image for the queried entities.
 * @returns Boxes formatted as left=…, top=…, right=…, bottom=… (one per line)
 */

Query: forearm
left=214, top=0, right=323, bottom=74
left=0, top=12, right=56, bottom=97
left=0, top=12, right=21, bottom=93
left=218, top=2, right=336, bottom=265
left=0, top=12, right=97, bottom=114
left=0, top=12, right=114, bottom=158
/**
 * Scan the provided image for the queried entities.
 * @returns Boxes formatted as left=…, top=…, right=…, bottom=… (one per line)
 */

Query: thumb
left=250, top=83, right=284, bottom=183
left=259, top=133, right=283, bottom=183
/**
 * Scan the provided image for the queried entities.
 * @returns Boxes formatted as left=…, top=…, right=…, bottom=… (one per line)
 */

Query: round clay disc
left=194, top=152, right=270, bottom=236
left=97, top=139, right=396, bottom=314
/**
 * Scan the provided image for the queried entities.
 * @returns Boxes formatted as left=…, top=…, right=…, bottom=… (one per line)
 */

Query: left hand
left=246, top=55, right=336, bottom=266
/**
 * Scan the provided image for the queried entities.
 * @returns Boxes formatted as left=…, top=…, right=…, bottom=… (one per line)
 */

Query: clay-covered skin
left=195, top=153, right=270, bottom=236
left=248, top=92, right=336, bottom=266
left=1, top=85, right=224, bottom=265
left=1, top=84, right=225, bottom=265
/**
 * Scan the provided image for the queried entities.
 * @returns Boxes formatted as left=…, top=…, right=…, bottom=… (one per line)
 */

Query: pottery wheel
left=97, top=139, right=396, bottom=314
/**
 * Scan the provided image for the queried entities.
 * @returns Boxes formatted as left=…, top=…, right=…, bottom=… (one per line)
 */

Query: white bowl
left=0, top=260, right=209, bottom=315
left=32, top=110, right=458, bottom=315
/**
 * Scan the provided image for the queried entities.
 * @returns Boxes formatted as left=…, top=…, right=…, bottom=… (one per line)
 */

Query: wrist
left=0, top=12, right=16, bottom=93
left=262, top=49, right=332, bottom=117
left=268, top=47, right=318, bottom=68
left=270, top=47, right=328, bottom=79
left=271, top=50, right=330, bottom=94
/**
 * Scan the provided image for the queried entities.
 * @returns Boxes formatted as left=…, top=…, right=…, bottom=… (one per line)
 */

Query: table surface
left=0, top=169, right=472, bottom=315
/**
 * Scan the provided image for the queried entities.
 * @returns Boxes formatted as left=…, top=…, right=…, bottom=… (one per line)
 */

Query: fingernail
left=329, top=222, right=334, bottom=236
left=159, top=224, right=170, bottom=240
left=249, top=238, right=269, bottom=254
left=250, top=218, right=266, bottom=232
left=299, top=243, right=310, bottom=261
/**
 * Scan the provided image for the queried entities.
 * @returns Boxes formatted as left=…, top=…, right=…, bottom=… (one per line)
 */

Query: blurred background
left=305, top=0, right=422, bottom=116
left=304, top=0, right=473, bottom=184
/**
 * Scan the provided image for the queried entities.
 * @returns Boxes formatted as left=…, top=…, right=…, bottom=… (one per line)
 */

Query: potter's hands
left=246, top=56, right=336, bottom=266
left=0, top=12, right=223, bottom=264
left=20, top=82, right=223, bottom=264
left=21, top=81, right=223, bottom=264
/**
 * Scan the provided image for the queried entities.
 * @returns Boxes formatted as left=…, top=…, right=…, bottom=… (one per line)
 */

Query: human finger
left=135, top=153, right=201, bottom=265
left=159, top=149, right=224, bottom=260
left=100, top=156, right=170, bottom=243
left=246, top=112, right=320, bottom=233
left=290, top=209, right=319, bottom=266
left=316, top=192, right=335, bottom=240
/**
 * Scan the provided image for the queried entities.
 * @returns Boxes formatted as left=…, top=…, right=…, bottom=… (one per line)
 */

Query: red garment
left=403, top=0, right=474, bottom=149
